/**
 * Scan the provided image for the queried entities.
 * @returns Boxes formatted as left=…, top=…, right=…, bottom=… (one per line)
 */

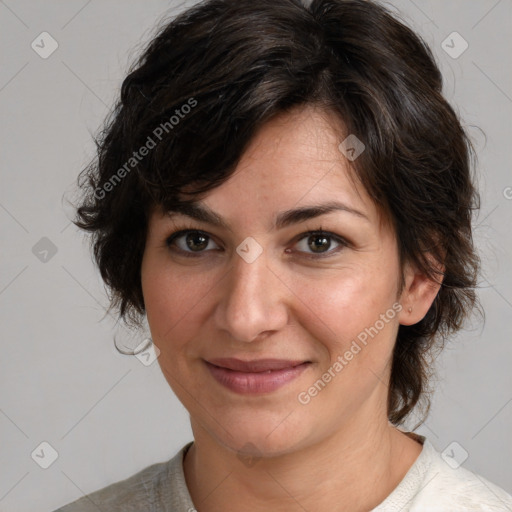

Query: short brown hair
left=74, top=0, right=481, bottom=425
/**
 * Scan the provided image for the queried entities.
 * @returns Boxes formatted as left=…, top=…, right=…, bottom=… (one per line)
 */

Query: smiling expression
left=141, top=105, right=406, bottom=456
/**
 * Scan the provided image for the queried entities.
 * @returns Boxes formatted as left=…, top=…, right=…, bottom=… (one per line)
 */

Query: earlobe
left=398, top=260, right=444, bottom=326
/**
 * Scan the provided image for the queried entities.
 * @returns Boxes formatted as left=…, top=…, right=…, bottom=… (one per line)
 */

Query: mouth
left=204, top=358, right=312, bottom=394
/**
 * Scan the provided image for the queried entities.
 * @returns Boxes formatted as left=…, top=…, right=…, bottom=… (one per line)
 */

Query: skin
left=141, top=105, right=442, bottom=511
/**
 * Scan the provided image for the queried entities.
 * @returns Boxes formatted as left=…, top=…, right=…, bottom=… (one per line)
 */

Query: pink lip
left=204, top=358, right=311, bottom=394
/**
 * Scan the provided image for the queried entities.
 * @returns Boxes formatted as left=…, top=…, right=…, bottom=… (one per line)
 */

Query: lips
left=204, top=358, right=311, bottom=394
left=207, top=358, right=308, bottom=372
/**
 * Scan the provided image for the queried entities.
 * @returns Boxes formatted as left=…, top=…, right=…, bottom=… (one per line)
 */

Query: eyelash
left=164, top=224, right=350, bottom=260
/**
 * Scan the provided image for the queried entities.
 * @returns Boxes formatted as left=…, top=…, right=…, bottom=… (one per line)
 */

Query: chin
left=200, top=408, right=315, bottom=459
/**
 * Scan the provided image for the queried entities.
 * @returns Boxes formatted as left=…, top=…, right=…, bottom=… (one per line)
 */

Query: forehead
left=150, top=104, right=391, bottom=235
left=243, top=106, right=345, bottom=164
left=198, top=105, right=377, bottom=223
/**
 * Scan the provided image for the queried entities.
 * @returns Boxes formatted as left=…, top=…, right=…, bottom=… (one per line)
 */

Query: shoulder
left=410, top=440, right=512, bottom=511
left=374, top=435, right=512, bottom=511
left=52, top=443, right=192, bottom=512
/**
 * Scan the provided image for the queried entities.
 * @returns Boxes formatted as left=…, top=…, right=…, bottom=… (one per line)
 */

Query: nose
left=213, top=245, right=289, bottom=343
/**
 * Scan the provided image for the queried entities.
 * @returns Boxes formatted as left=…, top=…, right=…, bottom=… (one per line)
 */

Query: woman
left=55, top=0, right=512, bottom=510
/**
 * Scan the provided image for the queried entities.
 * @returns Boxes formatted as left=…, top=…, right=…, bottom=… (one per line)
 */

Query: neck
left=183, top=408, right=422, bottom=512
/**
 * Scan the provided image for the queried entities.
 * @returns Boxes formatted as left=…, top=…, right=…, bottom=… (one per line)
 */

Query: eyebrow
left=165, top=200, right=368, bottom=231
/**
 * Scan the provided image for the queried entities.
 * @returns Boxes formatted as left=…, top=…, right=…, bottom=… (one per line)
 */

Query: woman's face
left=141, top=106, right=406, bottom=457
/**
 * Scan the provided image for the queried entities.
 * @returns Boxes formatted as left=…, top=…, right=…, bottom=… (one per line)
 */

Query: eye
left=165, top=227, right=349, bottom=259
left=166, top=229, right=220, bottom=256
left=290, top=230, right=348, bottom=258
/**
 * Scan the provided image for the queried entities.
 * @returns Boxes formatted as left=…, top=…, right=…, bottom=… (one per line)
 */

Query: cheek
left=288, top=262, right=399, bottom=353
left=293, top=269, right=400, bottom=412
left=141, top=259, right=215, bottom=356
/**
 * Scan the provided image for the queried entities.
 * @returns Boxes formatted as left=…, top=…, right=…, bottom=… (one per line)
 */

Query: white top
left=55, top=435, right=512, bottom=511
left=373, top=435, right=512, bottom=511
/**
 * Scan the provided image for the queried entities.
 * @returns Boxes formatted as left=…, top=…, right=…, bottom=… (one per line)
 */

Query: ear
left=398, top=257, right=444, bottom=326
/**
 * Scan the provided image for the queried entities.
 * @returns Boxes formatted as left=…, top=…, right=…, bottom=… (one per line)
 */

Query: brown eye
left=293, top=230, right=348, bottom=258
left=307, top=234, right=331, bottom=253
left=184, top=232, right=209, bottom=251
left=166, top=230, right=220, bottom=255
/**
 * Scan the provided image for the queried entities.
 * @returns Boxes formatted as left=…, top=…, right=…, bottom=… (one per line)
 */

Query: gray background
left=0, top=1, right=511, bottom=510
